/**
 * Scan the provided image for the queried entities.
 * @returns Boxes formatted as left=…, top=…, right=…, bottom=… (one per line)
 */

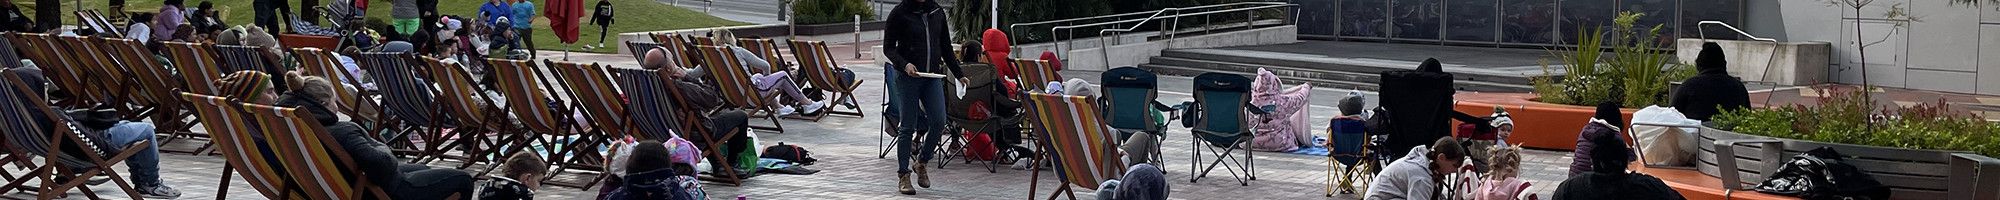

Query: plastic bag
left=1632, top=106, right=1701, bottom=166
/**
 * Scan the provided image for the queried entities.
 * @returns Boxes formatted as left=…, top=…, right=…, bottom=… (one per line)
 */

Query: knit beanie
left=1338, top=90, right=1366, bottom=116
left=216, top=71, right=273, bottom=101
left=1696, top=42, right=1728, bottom=74
left=1489, top=106, right=1513, bottom=128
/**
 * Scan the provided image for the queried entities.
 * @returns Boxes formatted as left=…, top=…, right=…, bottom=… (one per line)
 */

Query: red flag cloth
left=545, top=0, right=584, bottom=43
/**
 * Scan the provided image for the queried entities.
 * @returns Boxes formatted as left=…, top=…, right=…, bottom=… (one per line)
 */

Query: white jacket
left=1365, top=146, right=1438, bottom=200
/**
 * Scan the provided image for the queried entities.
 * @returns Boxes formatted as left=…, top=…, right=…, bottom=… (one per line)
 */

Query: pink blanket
left=1249, top=69, right=1313, bottom=152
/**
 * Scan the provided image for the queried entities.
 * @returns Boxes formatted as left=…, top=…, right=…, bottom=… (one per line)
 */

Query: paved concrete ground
left=4, top=49, right=1586, bottom=199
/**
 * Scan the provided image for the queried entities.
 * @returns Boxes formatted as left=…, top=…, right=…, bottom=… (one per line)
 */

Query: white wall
left=1744, top=0, right=2000, bottom=94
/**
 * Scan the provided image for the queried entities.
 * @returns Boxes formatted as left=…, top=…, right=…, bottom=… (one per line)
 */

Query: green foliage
left=793, top=0, right=876, bottom=25
left=1533, top=11, right=1694, bottom=108
left=1712, top=88, right=2000, bottom=157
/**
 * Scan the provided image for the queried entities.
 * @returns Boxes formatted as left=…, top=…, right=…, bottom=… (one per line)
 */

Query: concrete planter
left=1686, top=127, right=2000, bottom=200
left=1450, top=93, right=1636, bottom=151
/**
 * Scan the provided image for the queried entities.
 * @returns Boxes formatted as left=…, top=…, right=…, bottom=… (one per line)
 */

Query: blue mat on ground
left=1279, top=136, right=1331, bottom=156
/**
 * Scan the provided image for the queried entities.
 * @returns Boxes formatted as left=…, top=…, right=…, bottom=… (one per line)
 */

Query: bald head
left=644, top=49, right=687, bottom=79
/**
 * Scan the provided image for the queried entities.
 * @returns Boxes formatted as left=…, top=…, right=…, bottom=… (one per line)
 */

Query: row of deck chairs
left=1014, top=68, right=1276, bottom=200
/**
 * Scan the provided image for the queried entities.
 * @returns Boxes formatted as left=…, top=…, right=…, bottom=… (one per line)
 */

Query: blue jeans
left=103, top=121, right=162, bottom=187
left=894, top=73, right=946, bottom=174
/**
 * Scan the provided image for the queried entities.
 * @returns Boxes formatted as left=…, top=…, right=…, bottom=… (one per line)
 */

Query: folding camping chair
left=545, top=60, right=623, bottom=190
left=1, top=69, right=150, bottom=200
left=241, top=103, right=408, bottom=200
left=877, top=65, right=901, bottom=159
left=486, top=58, right=594, bottom=184
left=421, top=56, right=514, bottom=173
left=182, top=93, right=299, bottom=200
left=649, top=69, right=752, bottom=186
left=356, top=52, right=444, bottom=159
left=1325, top=116, right=1378, bottom=196
left=1023, top=92, right=1126, bottom=200
left=695, top=45, right=787, bottom=133
left=1100, top=67, right=1178, bottom=169
left=939, top=62, right=1016, bottom=172
left=786, top=40, right=865, bottom=118
left=1181, top=72, right=1268, bottom=186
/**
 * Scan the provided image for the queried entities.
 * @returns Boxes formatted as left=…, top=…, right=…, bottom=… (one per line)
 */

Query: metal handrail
left=1093, top=3, right=1298, bottom=67
left=1696, top=21, right=1785, bottom=106
left=1005, top=2, right=1292, bottom=59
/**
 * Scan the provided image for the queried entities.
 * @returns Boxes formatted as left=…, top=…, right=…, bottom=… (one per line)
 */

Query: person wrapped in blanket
left=1249, top=68, right=1315, bottom=152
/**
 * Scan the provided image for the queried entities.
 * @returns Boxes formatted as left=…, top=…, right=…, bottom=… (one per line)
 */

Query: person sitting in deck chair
left=235, top=71, right=477, bottom=200
left=714, top=32, right=827, bottom=116
left=646, top=48, right=755, bottom=175
left=1364, top=137, right=1468, bottom=200
left=7, top=64, right=183, bottom=198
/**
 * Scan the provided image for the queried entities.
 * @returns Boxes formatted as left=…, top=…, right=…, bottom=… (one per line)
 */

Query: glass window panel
left=1501, top=0, right=1557, bottom=44
left=1446, top=0, right=1500, bottom=42
left=1559, top=0, right=1615, bottom=44
left=1300, top=0, right=1342, bottom=36
left=1681, top=0, right=1742, bottom=40
left=1341, top=0, right=1391, bottom=37
left=1623, top=0, right=1679, bottom=46
left=1391, top=0, right=1442, bottom=40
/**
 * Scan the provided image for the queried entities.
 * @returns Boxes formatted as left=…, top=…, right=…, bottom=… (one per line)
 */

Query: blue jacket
left=479, top=2, right=510, bottom=26
left=510, top=1, right=535, bottom=29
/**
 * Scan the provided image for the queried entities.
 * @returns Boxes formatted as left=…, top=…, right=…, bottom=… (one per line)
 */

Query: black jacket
left=882, top=1, right=961, bottom=77
left=1671, top=42, right=1751, bottom=121
left=592, top=0, right=613, bottom=26
left=1552, top=172, right=1686, bottom=200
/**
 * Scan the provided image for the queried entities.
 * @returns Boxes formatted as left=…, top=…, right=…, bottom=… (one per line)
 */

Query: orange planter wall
left=1451, top=93, right=1636, bottom=151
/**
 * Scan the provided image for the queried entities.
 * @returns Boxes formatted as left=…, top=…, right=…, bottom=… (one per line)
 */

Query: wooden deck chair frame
left=101, top=38, right=200, bottom=140
left=2, top=70, right=149, bottom=200
left=56, top=36, right=140, bottom=114
left=0, top=33, right=24, bottom=69
left=291, top=47, right=389, bottom=135
left=734, top=38, right=791, bottom=72
left=0, top=66, right=52, bottom=196
left=543, top=59, right=623, bottom=190
left=694, top=45, right=787, bottom=133
left=1023, top=93, right=1126, bottom=200
left=657, top=75, right=750, bottom=186
left=785, top=40, right=866, bottom=119
left=418, top=56, right=517, bottom=174
left=1013, top=58, right=1063, bottom=93
left=181, top=93, right=302, bottom=200
left=649, top=33, right=702, bottom=72
left=241, top=103, right=402, bottom=200
left=159, top=42, right=231, bottom=154
left=355, top=52, right=449, bottom=160
left=14, top=33, right=111, bottom=108
left=485, top=58, right=591, bottom=177
left=74, top=10, right=124, bottom=37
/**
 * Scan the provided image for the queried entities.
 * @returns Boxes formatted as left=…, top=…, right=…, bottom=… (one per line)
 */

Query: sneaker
left=801, top=101, right=828, bottom=115
left=776, top=105, right=797, bottom=116
left=138, top=184, right=182, bottom=199
left=55, top=175, right=111, bottom=186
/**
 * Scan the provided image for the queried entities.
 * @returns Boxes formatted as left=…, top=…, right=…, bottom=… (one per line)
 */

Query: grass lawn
left=20, top=0, right=748, bottom=53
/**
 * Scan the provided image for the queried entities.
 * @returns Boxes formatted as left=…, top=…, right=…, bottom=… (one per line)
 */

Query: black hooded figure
left=883, top=0, right=962, bottom=196
left=1377, top=58, right=1489, bottom=158
left=1670, top=42, right=1752, bottom=121
left=1552, top=130, right=1686, bottom=200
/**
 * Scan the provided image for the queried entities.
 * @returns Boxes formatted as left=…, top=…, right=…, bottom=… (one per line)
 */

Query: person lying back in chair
left=646, top=48, right=755, bottom=175
left=6, top=62, right=182, bottom=198
left=254, top=71, right=477, bottom=200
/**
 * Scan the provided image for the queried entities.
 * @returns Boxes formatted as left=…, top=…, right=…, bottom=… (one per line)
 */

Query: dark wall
left=1297, top=0, right=1741, bottom=47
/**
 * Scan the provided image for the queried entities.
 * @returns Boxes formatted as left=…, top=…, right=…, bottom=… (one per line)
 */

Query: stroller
left=942, top=62, right=1023, bottom=172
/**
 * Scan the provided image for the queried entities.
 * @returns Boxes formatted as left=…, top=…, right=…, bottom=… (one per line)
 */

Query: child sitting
left=1473, top=145, right=1530, bottom=200
left=478, top=152, right=548, bottom=200
left=607, top=140, right=706, bottom=200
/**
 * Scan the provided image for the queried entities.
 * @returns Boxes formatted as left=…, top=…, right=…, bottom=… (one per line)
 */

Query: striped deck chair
left=649, top=34, right=700, bottom=69
left=785, top=40, right=865, bottom=119
left=625, top=42, right=663, bottom=63
left=181, top=93, right=297, bottom=200
left=0, top=65, right=52, bottom=196
left=691, top=36, right=718, bottom=46
left=216, top=45, right=286, bottom=79
left=240, top=103, right=398, bottom=200
left=653, top=70, right=751, bottom=186
left=161, top=42, right=227, bottom=96
left=0, top=33, right=22, bottom=69
left=102, top=38, right=203, bottom=142
left=14, top=33, right=109, bottom=107
left=1014, top=58, right=1063, bottom=93
left=291, top=48, right=385, bottom=125
left=356, top=52, right=441, bottom=159
left=609, top=68, right=676, bottom=141
left=735, top=38, right=790, bottom=72
left=695, top=45, right=786, bottom=133
left=75, top=10, right=124, bottom=37
left=486, top=58, right=585, bottom=165
left=423, top=57, right=515, bottom=172
left=1, top=69, right=149, bottom=200
left=1023, top=93, right=1126, bottom=200
left=56, top=36, right=135, bottom=107
left=543, top=60, right=620, bottom=189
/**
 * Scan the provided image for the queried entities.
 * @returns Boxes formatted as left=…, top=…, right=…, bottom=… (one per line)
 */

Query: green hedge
left=1710, top=88, right=2000, bottom=157
left=794, top=0, right=876, bottom=25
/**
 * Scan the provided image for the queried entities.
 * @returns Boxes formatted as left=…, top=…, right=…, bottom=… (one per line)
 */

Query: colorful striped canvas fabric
left=161, top=42, right=226, bottom=95
left=610, top=68, right=674, bottom=140
left=74, top=10, right=124, bottom=36
left=0, top=33, right=22, bottom=69
left=1014, top=59, right=1062, bottom=92
left=102, top=38, right=177, bottom=106
left=1025, top=93, right=1125, bottom=190
left=17, top=34, right=105, bottom=103
left=357, top=53, right=438, bottom=127
left=180, top=93, right=292, bottom=199
left=56, top=36, right=125, bottom=96
left=735, top=38, right=787, bottom=72
left=241, top=103, right=364, bottom=200
left=214, top=45, right=274, bottom=74
left=625, top=42, right=662, bottom=63
left=486, top=58, right=566, bottom=134
left=0, top=71, right=104, bottom=169
left=423, top=57, right=494, bottom=128
left=651, top=34, right=699, bottom=69
left=787, top=40, right=856, bottom=94
left=549, top=60, right=629, bottom=138
left=695, top=45, right=765, bottom=110
left=290, top=48, right=373, bottom=120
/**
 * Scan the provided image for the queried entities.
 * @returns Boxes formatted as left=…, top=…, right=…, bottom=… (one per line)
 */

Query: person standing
left=124, top=13, right=153, bottom=44
left=882, top=0, right=962, bottom=195
left=509, top=0, right=537, bottom=57
left=391, top=0, right=420, bottom=37
left=0, top=0, right=34, bottom=32
left=585, top=0, right=612, bottom=50
left=478, top=0, right=511, bottom=28
left=153, top=0, right=185, bottom=42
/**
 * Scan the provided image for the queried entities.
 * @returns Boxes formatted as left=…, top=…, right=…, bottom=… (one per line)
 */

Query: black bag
left=1753, top=147, right=1891, bottom=200
left=1364, top=107, right=1393, bottom=136
left=760, top=143, right=817, bottom=166
left=65, top=108, right=121, bottom=131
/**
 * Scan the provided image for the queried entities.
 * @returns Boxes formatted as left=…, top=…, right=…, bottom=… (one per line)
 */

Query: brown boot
left=915, top=163, right=932, bottom=188
left=898, top=173, right=916, bottom=195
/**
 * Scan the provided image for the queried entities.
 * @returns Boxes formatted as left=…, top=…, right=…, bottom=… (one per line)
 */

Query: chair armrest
left=1151, top=101, right=1179, bottom=112
left=1243, top=103, right=1272, bottom=115
left=1950, top=153, right=2000, bottom=200
left=1713, top=139, right=1783, bottom=190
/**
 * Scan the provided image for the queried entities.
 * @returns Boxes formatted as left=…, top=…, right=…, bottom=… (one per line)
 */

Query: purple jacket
left=152, top=7, right=183, bottom=42
left=1568, top=119, right=1632, bottom=176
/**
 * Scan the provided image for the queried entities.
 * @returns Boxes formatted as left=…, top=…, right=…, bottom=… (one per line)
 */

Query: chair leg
left=219, top=165, right=234, bottom=200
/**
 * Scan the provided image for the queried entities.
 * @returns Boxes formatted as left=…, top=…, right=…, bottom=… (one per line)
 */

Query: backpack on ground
left=1753, top=147, right=1890, bottom=200
left=760, top=142, right=817, bottom=166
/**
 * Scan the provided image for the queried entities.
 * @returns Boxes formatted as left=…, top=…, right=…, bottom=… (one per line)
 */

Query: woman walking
left=883, top=0, right=962, bottom=195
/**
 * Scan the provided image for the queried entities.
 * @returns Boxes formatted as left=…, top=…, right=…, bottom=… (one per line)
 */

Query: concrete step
left=1156, top=49, right=1546, bottom=86
left=1144, top=55, right=1536, bottom=92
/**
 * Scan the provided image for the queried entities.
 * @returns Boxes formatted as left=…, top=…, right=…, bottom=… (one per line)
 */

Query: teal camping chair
left=1180, top=72, right=1268, bottom=186
left=1099, top=67, right=1178, bottom=168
